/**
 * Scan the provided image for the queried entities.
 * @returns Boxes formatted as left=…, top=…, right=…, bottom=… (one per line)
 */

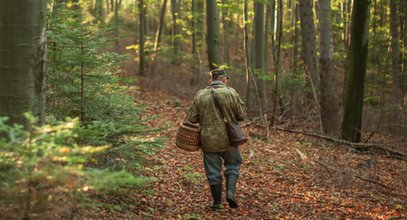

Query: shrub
left=0, top=115, right=145, bottom=219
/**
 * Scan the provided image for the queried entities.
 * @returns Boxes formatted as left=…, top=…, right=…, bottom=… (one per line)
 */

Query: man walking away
left=187, top=69, right=247, bottom=210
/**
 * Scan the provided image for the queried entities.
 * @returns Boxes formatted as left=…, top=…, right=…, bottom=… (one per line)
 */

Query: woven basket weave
left=175, top=122, right=200, bottom=151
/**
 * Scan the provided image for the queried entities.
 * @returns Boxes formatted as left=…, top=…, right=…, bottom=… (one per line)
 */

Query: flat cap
left=210, top=69, right=229, bottom=79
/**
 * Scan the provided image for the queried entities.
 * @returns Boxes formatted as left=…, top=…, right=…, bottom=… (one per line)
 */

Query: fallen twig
left=275, top=127, right=406, bottom=160
left=353, top=175, right=388, bottom=189
left=316, top=160, right=389, bottom=189
left=315, top=160, right=333, bottom=178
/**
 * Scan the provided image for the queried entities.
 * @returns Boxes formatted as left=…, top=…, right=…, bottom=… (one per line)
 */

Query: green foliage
left=47, top=8, right=151, bottom=146
left=43, top=6, right=164, bottom=217
left=0, top=115, right=144, bottom=219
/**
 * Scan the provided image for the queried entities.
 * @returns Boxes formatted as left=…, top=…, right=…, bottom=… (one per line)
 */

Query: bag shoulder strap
left=210, top=87, right=226, bottom=121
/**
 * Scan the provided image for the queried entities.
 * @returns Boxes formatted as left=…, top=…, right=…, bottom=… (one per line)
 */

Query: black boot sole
left=227, top=198, right=238, bottom=208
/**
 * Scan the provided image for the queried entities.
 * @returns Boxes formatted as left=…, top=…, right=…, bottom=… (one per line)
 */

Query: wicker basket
left=175, top=122, right=200, bottom=151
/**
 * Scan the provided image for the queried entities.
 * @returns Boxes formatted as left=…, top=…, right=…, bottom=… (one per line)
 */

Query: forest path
left=134, top=86, right=407, bottom=220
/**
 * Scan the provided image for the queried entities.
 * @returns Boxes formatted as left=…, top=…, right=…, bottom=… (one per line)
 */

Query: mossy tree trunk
left=341, top=0, right=371, bottom=142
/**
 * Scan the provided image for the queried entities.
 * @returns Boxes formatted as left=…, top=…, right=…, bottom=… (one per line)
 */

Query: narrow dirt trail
left=135, top=87, right=407, bottom=220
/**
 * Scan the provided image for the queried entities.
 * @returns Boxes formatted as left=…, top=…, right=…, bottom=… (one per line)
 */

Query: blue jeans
left=203, top=148, right=242, bottom=185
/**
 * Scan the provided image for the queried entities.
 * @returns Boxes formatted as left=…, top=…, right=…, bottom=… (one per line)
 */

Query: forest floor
left=131, top=82, right=407, bottom=220
left=88, top=81, right=407, bottom=220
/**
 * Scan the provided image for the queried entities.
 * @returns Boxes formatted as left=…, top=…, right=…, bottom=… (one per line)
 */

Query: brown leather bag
left=210, top=88, right=248, bottom=147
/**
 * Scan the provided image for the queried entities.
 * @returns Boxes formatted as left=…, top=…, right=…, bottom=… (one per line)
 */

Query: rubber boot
left=210, top=184, right=222, bottom=210
left=226, top=175, right=238, bottom=208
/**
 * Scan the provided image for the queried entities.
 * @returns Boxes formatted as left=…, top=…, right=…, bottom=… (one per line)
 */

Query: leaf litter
left=86, top=87, right=407, bottom=220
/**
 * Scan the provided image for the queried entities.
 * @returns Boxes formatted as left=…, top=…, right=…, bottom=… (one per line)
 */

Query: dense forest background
left=0, top=0, right=406, bottom=219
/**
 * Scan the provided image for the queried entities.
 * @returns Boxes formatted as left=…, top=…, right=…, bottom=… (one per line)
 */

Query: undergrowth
left=0, top=6, right=162, bottom=219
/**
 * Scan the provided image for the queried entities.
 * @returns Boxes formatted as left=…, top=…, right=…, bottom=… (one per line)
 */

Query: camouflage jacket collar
left=210, top=81, right=225, bottom=87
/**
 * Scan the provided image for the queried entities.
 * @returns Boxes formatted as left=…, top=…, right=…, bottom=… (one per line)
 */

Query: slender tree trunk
left=206, top=0, right=221, bottom=70
left=138, top=0, right=146, bottom=76
left=0, top=0, right=47, bottom=127
left=254, top=2, right=266, bottom=109
left=95, top=0, right=105, bottom=23
left=299, top=0, right=319, bottom=99
left=270, top=0, right=276, bottom=65
left=222, top=0, right=230, bottom=64
left=318, top=0, right=340, bottom=134
left=290, top=0, right=296, bottom=74
left=171, top=0, right=181, bottom=55
left=292, top=3, right=300, bottom=121
left=80, top=24, right=85, bottom=123
left=192, top=0, right=198, bottom=66
left=271, top=0, right=283, bottom=127
left=154, top=0, right=167, bottom=51
left=341, top=0, right=350, bottom=50
left=191, top=0, right=203, bottom=85
left=244, top=0, right=253, bottom=110
left=106, top=0, right=110, bottom=14
left=341, top=0, right=371, bottom=142
left=390, top=0, right=402, bottom=105
left=403, top=0, right=407, bottom=95
left=265, top=4, right=272, bottom=73
left=114, top=0, right=119, bottom=45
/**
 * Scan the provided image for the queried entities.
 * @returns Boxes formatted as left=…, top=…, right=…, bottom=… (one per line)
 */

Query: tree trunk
left=106, top=0, right=110, bottom=14
left=271, top=0, right=283, bottom=127
left=265, top=4, right=272, bottom=73
left=154, top=0, right=167, bottom=51
left=341, top=0, right=350, bottom=50
left=299, top=0, right=319, bottom=98
left=190, top=0, right=203, bottom=85
left=403, top=0, right=407, bottom=95
left=95, top=0, right=105, bottom=23
left=341, top=0, right=371, bottom=142
left=269, top=0, right=276, bottom=65
left=206, top=0, right=222, bottom=70
left=244, top=0, right=253, bottom=110
left=171, top=0, right=181, bottom=55
left=0, top=0, right=47, bottom=126
left=390, top=0, right=402, bottom=105
left=222, top=0, right=230, bottom=64
left=318, top=0, right=340, bottom=134
left=114, top=0, right=119, bottom=45
left=138, top=0, right=146, bottom=76
left=292, top=3, right=300, bottom=121
left=254, top=2, right=266, bottom=109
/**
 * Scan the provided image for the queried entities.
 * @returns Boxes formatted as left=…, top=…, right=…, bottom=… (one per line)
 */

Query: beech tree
left=299, top=0, right=319, bottom=98
left=317, top=0, right=340, bottom=134
left=206, top=0, right=222, bottom=70
left=0, top=0, right=47, bottom=126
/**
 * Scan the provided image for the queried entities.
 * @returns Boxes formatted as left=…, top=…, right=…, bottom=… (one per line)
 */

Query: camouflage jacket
left=187, top=81, right=247, bottom=152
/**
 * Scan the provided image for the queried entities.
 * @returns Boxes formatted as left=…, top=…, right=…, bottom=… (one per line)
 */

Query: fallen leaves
left=84, top=87, right=407, bottom=220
